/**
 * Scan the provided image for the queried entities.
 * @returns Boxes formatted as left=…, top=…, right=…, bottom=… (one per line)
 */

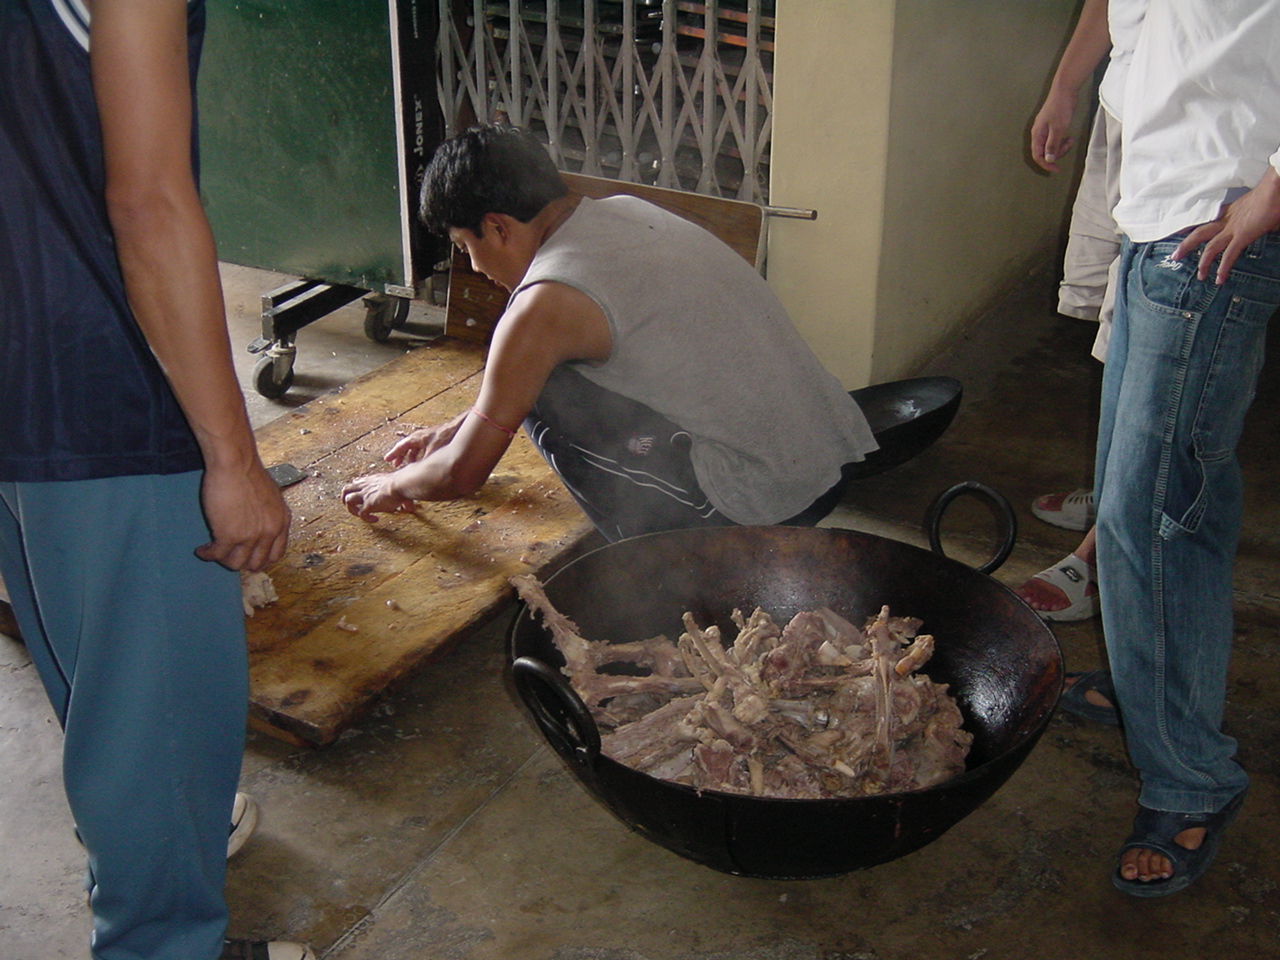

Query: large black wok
left=508, top=524, right=1062, bottom=880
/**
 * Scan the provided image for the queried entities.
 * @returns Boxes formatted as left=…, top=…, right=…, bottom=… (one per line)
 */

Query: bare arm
left=91, top=0, right=289, bottom=571
left=383, top=412, right=470, bottom=467
left=1031, top=0, right=1111, bottom=172
left=341, top=281, right=611, bottom=522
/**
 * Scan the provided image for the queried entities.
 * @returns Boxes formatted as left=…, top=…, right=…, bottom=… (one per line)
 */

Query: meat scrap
left=511, top=575, right=973, bottom=799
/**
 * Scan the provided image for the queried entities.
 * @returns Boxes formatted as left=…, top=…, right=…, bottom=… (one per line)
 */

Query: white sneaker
left=220, top=939, right=317, bottom=960
left=227, top=792, right=260, bottom=858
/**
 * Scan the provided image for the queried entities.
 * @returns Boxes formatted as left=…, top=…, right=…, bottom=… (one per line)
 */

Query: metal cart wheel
left=253, top=352, right=295, bottom=399
left=363, top=294, right=410, bottom=343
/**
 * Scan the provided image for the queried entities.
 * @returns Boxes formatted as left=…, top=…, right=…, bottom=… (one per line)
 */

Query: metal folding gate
left=437, top=1, right=776, bottom=203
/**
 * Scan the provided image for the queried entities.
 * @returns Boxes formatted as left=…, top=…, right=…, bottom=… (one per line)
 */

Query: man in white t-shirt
left=1019, top=0, right=1146, bottom=623
left=1093, top=0, right=1280, bottom=897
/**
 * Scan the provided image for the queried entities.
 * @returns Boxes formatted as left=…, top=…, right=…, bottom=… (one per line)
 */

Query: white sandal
left=1031, top=488, right=1095, bottom=531
left=1025, top=554, right=1100, bottom=622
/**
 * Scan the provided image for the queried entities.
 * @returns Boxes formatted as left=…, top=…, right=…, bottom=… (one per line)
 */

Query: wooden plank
left=561, top=173, right=764, bottom=266
left=441, top=253, right=509, bottom=345
left=444, top=172, right=764, bottom=342
left=252, top=335, right=486, bottom=466
left=246, top=337, right=596, bottom=745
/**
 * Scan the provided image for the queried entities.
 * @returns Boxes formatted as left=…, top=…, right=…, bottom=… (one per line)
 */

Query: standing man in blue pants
left=0, top=2, right=308, bottom=957
left=1093, top=0, right=1280, bottom=896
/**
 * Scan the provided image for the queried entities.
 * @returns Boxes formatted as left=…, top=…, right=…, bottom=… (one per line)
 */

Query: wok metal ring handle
left=511, top=656, right=601, bottom=770
left=924, top=481, right=1018, bottom=575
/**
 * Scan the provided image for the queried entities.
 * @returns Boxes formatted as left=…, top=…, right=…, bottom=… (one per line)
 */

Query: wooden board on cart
left=245, top=336, right=597, bottom=745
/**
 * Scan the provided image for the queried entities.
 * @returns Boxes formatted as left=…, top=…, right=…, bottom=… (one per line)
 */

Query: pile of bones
left=512, top=575, right=973, bottom=799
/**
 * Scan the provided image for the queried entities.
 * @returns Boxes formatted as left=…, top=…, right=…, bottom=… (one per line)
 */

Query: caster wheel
left=253, top=354, right=294, bottom=399
left=364, top=295, right=410, bottom=343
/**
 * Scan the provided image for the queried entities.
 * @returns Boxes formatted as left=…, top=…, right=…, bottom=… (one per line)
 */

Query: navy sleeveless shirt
left=0, top=0, right=206, bottom=482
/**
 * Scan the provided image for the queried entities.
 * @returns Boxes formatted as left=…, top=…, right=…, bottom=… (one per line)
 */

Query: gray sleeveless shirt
left=511, top=196, right=877, bottom=524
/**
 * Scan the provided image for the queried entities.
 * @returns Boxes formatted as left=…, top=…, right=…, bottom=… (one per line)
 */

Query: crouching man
left=342, top=124, right=876, bottom=542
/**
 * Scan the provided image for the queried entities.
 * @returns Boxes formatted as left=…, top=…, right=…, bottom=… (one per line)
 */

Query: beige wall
left=768, top=0, right=1084, bottom=387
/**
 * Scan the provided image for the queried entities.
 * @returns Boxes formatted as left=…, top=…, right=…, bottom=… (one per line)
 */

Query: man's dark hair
left=419, top=124, right=568, bottom=237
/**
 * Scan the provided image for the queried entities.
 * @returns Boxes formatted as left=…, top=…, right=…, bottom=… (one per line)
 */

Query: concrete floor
left=3, top=259, right=1279, bottom=959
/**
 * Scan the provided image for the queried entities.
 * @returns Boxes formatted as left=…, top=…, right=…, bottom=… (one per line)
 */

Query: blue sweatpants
left=0, top=472, right=247, bottom=960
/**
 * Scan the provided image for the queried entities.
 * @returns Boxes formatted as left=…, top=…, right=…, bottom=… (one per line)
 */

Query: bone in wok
left=511, top=575, right=973, bottom=799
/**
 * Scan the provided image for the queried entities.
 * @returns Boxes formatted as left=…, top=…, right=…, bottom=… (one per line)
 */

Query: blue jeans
left=1096, top=232, right=1280, bottom=814
left=0, top=472, right=246, bottom=960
